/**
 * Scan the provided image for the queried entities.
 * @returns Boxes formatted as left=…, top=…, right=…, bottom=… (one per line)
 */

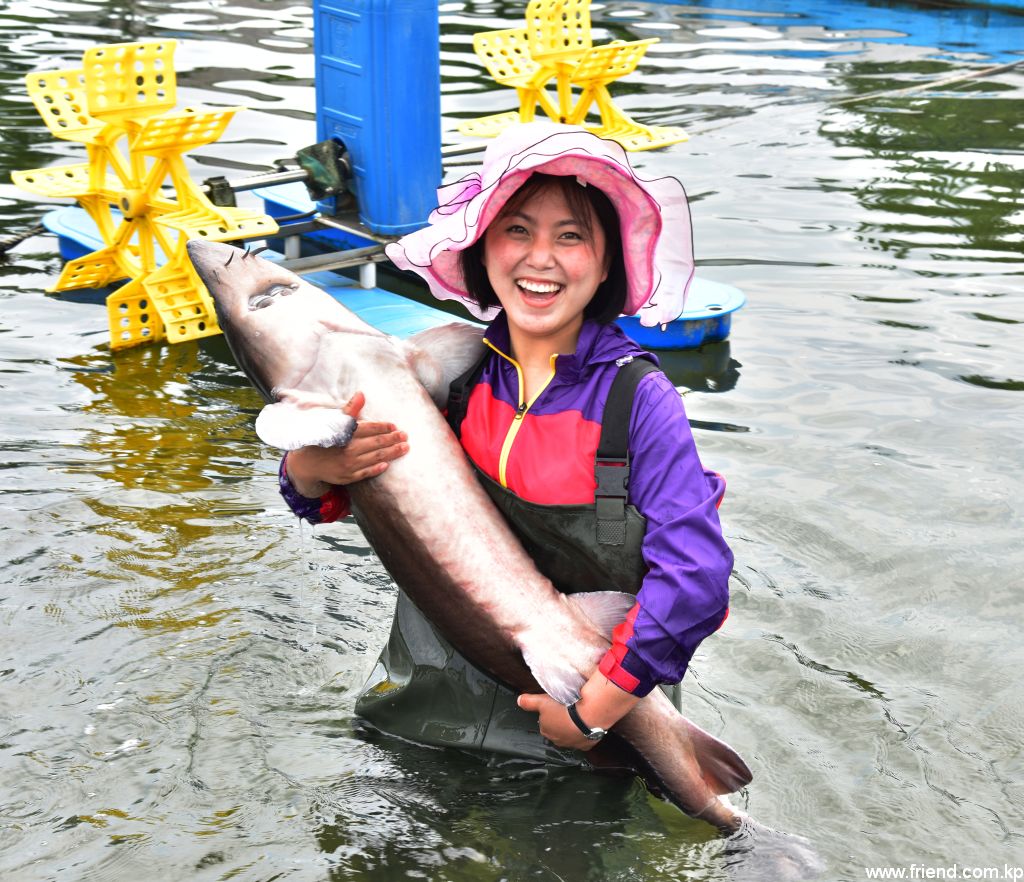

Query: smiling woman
left=283, top=123, right=737, bottom=787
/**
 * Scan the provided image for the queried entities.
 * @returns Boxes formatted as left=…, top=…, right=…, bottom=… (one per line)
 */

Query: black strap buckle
left=594, top=460, right=629, bottom=498
left=595, top=460, right=629, bottom=546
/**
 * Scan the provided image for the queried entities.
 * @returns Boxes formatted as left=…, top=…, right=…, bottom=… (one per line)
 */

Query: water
left=1, top=1, right=1022, bottom=879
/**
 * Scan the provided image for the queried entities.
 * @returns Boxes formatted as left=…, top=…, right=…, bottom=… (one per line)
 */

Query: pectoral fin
left=254, top=401, right=356, bottom=450
left=403, top=322, right=486, bottom=408
left=520, top=592, right=636, bottom=706
left=520, top=646, right=587, bottom=707
left=567, top=591, right=636, bottom=636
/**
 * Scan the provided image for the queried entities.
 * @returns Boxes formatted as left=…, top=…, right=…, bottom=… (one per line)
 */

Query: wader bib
left=355, top=356, right=660, bottom=763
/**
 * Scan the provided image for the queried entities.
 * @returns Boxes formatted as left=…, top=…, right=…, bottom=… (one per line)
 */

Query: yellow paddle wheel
left=459, top=0, right=687, bottom=151
left=12, top=40, right=279, bottom=349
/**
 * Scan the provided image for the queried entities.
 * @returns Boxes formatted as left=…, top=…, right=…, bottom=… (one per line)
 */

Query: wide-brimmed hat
left=384, top=123, right=694, bottom=327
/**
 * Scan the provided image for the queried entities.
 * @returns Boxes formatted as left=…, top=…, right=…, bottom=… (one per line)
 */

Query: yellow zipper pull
left=514, top=401, right=527, bottom=420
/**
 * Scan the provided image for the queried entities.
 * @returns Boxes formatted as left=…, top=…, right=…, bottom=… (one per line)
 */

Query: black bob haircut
left=458, top=173, right=627, bottom=325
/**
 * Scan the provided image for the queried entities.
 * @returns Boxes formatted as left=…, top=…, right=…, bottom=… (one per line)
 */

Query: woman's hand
left=518, top=673, right=642, bottom=751
left=517, top=692, right=597, bottom=751
left=285, top=392, right=409, bottom=497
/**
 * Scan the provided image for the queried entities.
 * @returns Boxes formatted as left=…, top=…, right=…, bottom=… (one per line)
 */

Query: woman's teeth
left=516, top=279, right=561, bottom=294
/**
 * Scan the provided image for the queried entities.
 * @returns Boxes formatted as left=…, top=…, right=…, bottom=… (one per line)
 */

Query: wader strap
left=595, top=356, right=659, bottom=546
left=446, top=348, right=490, bottom=438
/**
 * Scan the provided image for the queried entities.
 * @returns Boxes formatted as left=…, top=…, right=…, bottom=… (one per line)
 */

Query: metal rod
left=279, top=244, right=388, bottom=275
left=831, top=58, right=1024, bottom=106
left=359, top=261, right=377, bottom=289
left=314, top=212, right=398, bottom=245
left=203, top=168, right=310, bottom=195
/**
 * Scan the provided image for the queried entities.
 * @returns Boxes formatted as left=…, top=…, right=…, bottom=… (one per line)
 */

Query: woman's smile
left=515, top=277, right=565, bottom=307
left=516, top=278, right=562, bottom=295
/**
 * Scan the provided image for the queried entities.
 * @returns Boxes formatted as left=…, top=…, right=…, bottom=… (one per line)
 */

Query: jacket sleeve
left=278, top=453, right=352, bottom=524
left=597, top=372, right=733, bottom=697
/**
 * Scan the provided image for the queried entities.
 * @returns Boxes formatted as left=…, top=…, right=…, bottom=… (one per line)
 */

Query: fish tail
left=612, top=688, right=752, bottom=826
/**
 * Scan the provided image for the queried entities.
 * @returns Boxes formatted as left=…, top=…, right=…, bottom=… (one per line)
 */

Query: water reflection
left=660, top=339, right=743, bottom=394
left=318, top=726, right=718, bottom=881
left=816, top=59, right=1023, bottom=391
left=822, top=92, right=1023, bottom=262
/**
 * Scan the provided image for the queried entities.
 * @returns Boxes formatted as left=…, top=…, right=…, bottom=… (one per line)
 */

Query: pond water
left=1, top=1, right=1022, bottom=880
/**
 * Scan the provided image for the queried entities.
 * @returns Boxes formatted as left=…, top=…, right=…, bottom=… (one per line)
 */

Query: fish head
left=187, top=239, right=353, bottom=402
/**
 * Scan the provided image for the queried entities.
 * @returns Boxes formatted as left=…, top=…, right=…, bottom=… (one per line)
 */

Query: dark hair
left=458, top=173, right=627, bottom=324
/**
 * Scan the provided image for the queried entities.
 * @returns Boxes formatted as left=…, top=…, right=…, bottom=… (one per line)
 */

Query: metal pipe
left=284, top=235, right=302, bottom=260
left=359, top=261, right=377, bottom=289
left=279, top=244, right=387, bottom=275
left=202, top=168, right=310, bottom=196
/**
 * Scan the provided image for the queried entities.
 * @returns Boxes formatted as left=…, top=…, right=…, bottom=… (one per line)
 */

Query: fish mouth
left=186, top=238, right=231, bottom=282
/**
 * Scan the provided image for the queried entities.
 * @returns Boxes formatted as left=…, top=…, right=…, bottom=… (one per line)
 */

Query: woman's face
left=482, top=182, right=609, bottom=353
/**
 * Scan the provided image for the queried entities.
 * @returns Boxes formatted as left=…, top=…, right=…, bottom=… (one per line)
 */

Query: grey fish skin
left=186, top=238, right=752, bottom=832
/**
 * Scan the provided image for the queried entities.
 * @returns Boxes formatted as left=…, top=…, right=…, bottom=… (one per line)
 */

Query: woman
left=279, top=123, right=733, bottom=757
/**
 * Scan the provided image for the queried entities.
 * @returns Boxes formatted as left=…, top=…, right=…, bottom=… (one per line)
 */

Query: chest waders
left=354, top=355, right=666, bottom=763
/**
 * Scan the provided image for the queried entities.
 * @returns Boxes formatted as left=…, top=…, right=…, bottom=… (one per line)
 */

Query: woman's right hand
left=284, top=392, right=409, bottom=497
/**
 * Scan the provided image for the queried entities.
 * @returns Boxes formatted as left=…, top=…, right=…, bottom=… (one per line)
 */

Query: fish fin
left=617, top=691, right=754, bottom=798
left=680, top=716, right=754, bottom=794
left=520, top=646, right=585, bottom=707
left=254, top=402, right=356, bottom=451
left=403, top=323, right=486, bottom=408
left=521, top=593, right=634, bottom=706
left=566, top=591, right=637, bottom=636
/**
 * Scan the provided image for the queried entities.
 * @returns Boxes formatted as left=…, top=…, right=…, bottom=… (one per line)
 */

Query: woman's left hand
left=518, top=674, right=642, bottom=751
left=517, top=693, right=596, bottom=751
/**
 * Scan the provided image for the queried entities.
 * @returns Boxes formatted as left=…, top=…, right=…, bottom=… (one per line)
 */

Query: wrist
left=284, top=451, right=331, bottom=499
left=576, top=674, right=641, bottom=731
left=566, top=701, right=608, bottom=742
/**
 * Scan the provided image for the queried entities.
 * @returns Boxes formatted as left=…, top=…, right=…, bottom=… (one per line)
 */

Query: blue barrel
left=313, top=0, right=442, bottom=235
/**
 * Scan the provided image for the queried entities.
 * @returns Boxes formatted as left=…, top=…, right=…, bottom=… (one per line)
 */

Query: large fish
left=186, top=238, right=753, bottom=831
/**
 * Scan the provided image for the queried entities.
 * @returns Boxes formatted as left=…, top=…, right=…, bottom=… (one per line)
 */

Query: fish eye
left=248, top=283, right=298, bottom=310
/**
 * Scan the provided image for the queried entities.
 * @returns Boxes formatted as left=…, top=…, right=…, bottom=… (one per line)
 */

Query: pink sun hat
left=384, top=122, right=694, bottom=328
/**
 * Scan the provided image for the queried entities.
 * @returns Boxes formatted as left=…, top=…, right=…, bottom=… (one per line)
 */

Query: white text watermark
left=864, top=866, right=1023, bottom=881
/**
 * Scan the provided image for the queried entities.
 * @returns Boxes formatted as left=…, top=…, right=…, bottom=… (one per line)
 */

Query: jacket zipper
left=483, top=337, right=558, bottom=488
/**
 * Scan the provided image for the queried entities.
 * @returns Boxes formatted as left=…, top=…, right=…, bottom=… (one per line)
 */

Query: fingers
left=286, top=391, right=412, bottom=487
left=342, top=391, right=366, bottom=418
left=518, top=694, right=592, bottom=750
left=346, top=428, right=408, bottom=463
left=344, top=438, right=409, bottom=482
left=517, top=693, right=543, bottom=713
left=351, top=420, right=401, bottom=439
